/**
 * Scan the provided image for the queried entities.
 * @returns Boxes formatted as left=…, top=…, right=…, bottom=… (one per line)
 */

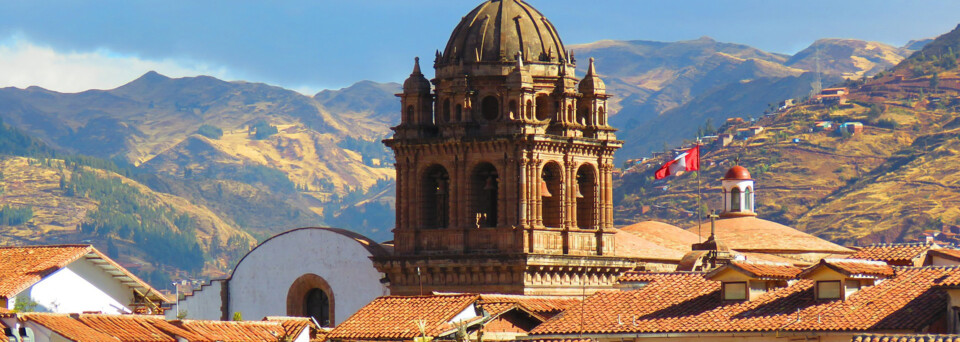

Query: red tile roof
left=172, top=320, right=287, bottom=342
left=853, top=335, right=960, bottom=342
left=0, top=245, right=91, bottom=298
left=849, top=243, right=934, bottom=264
left=22, top=313, right=120, bottom=342
left=801, top=258, right=895, bottom=278
left=531, top=267, right=955, bottom=335
left=710, top=261, right=802, bottom=280
left=75, top=314, right=208, bottom=342
left=263, top=317, right=311, bottom=339
left=0, top=245, right=168, bottom=304
left=328, top=294, right=480, bottom=340
left=687, top=217, right=852, bottom=254
left=478, top=294, right=581, bottom=319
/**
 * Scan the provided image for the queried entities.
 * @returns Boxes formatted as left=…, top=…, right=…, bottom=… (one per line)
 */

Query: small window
left=817, top=280, right=842, bottom=299
left=723, top=282, right=747, bottom=301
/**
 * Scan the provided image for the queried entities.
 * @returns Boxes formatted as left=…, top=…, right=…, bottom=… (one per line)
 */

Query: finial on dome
left=587, top=57, right=597, bottom=76
left=412, top=57, right=422, bottom=75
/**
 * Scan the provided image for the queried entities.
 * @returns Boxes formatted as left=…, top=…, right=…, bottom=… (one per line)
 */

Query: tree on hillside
left=196, top=124, right=223, bottom=139
left=931, top=73, right=940, bottom=92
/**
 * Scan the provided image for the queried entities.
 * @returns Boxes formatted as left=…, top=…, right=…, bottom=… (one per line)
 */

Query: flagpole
left=697, top=154, right=703, bottom=243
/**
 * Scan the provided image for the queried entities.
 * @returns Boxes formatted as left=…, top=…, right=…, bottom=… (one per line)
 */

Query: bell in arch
left=574, top=184, right=585, bottom=199
left=484, top=176, right=497, bottom=190
left=540, top=180, right=552, bottom=197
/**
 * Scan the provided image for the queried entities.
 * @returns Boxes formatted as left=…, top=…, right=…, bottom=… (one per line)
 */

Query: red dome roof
left=723, top=166, right=752, bottom=180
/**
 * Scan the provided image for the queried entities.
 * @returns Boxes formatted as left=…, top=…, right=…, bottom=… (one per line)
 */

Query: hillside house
left=814, top=121, right=834, bottom=132
left=0, top=245, right=169, bottom=315
left=717, top=133, right=734, bottom=146
left=818, top=87, right=849, bottom=105
left=841, top=122, right=864, bottom=134
left=778, top=99, right=795, bottom=110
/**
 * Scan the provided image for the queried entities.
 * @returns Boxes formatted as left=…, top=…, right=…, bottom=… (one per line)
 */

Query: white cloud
left=0, top=35, right=236, bottom=93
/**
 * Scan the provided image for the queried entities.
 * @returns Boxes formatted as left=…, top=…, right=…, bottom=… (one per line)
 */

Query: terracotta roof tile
left=478, top=294, right=580, bottom=317
left=711, top=261, right=802, bottom=280
left=263, top=317, right=311, bottom=339
left=687, top=217, right=851, bottom=254
left=172, top=320, right=286, bottom=342
left=0, top=245, right=91, bottom=298
left=328, top=294, right=479, bottom=340
left=22, top=313, right=120, bottom=342
left=849, top=243, right=934, bottom=264
left=531, top=267, right=956, bottom=335
left=801, top=258, right=895, bottom=278
left=853, top=334, right=960, bottom=342
left=75, top=314, right=208, bottom=342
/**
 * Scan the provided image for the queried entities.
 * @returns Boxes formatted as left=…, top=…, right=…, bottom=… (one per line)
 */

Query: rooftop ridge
left=824, top=258, right=889, bottom=265
left=0, top=244, right=92, bottom=249
left=731, top=259, right=795, bottom=266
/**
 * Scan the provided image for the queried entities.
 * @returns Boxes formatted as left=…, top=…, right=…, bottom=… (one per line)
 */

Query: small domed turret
left=578, top=58, right=606, bottom=94
left=403, top=57, right=431, bottom=94
left=721, top=165, right=756, bottom=217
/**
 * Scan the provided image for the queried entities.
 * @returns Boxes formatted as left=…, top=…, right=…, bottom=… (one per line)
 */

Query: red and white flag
left=654, top=145, right=700, bottom=180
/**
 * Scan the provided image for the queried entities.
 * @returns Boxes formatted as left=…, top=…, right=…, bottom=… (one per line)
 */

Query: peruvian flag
left=654, top=145, right=700, bottom=180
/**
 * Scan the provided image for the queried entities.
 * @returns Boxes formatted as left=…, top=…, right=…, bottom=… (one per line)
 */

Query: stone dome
left=441, top=0, right=568, bottom=65
left=723, top=165, right=752, bottom=180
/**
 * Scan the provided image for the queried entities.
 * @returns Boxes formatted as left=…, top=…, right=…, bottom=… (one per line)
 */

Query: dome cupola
left=721, top=166, right=756, bottom=217
left=402, top=57, right=431, bottom=94
left=440, top=0, right=569, bottom=66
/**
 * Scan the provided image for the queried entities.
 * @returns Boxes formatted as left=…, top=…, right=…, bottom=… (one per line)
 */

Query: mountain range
left=0, top=32, right=945, bottom=286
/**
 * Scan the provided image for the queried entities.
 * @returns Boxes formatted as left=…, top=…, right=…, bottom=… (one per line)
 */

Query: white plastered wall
left=170, top=280, right=224, bottom=320
left=15, top=258, right=133, bottom=314
left=226, top=228, right=389, bottom=325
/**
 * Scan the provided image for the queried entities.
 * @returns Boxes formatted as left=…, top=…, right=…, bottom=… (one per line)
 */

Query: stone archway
left=286, top=273, right=335, bottom=327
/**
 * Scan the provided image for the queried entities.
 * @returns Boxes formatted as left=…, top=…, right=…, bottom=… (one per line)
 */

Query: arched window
left=442, top=99, right=451, bottom=123
left=535, top=94, right=552, bottom=121
left=541, top=162, right=563, bottom=227
left=598, top=106, right=606, bottom=125
left=481, top=96, right=499, bottom=121
left=471, top=163, right=498, bottom=228
left=508, top=100, right=518, bottom=119
left=577, top=107, right=589, bottom=125
left=525, top=100, right=533, bottom=121
left=286, top=274, right=334, bottom=327
left=304, top=288, right=330, bottom=327
left=422, top=165, right=450, bottom=228
left=406, top=105, right=415, bottom=122
left=566, top=104, right=574, bottom=122
left=731, top=187, right=742, bottom=212
left=745, top=187, right=753, bottom=212
left=576, top=165, right=597, bottom=229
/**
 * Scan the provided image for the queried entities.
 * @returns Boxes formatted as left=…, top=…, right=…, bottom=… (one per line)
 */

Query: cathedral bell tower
left=374, top=0, right=635, bottom=296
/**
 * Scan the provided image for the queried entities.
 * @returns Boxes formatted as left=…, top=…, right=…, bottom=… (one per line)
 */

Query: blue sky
left=1, top=0, right=959, bottom=93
